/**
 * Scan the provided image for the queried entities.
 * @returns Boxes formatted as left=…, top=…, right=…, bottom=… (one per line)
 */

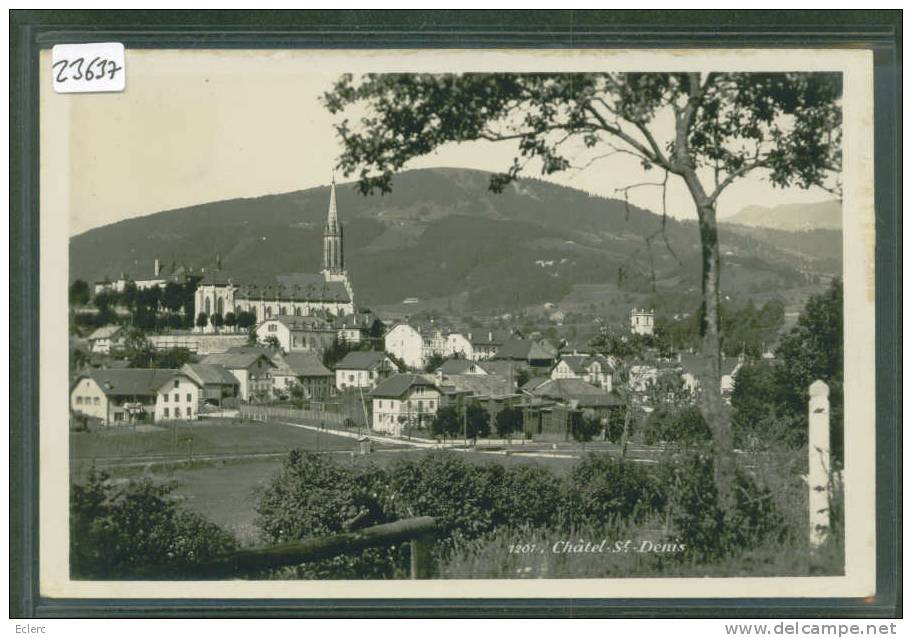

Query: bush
left=563, top=454, right=665, bottom=527
left=643, top=405, right=712, bottom=446
left=255, top=451, right=407, bottom=579
left=70, top=468, right=237, bottom=579
left=660, top=453, right=787, bottom=563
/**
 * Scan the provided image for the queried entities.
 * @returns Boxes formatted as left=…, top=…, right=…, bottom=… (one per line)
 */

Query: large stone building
left=193, top=179, right=355, bottom=332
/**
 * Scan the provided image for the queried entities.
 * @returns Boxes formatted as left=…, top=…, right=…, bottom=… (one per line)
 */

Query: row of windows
left=375, top=399, right=437, bottom=411
left=162, top=407, right=191, bottom=418
left=74, top=396, right=101, bottom=406
left=162, top=393, right=193, bottom=403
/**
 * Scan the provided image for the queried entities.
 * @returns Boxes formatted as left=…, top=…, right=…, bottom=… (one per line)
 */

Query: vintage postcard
left=39, top=47, right=876, bottom=599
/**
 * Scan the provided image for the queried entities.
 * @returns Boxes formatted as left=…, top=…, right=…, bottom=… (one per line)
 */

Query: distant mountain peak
left=724, top=199, right=841, bottom=232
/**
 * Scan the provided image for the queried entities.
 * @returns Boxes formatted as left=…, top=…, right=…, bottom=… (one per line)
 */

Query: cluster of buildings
left=73, top=174, right=730, bottom=440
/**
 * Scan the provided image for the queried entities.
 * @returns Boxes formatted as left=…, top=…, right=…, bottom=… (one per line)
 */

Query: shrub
left=489, top=463, right=563, bottom=530
left=643, top=405, right=712, bottom=446
left=562, top=454, right=665, bottom=527
left=660, top=453, right=787, bottom=563
left=70, top=468, right=237, bottom=579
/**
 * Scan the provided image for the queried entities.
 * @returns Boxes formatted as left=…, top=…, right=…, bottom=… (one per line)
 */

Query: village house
left=200, top=348, right=276, bottom=401
left=254, top=314, right=336, bottom=354
left=492, top=337, right=558, bottom=371
left=679, top=353, right=744, bottom=399
left=271, top=351, right=334, bottom=401
left=369, top=373, right=445, bottom=436
left=467, top=329, right=514, bottom=361
left=521, top=377, right=624, bottom=441
left=87, top=325, right=125, bottom=354
left=70, top=368, right=176, bottom=425
left=153, top=370, right=204, bottom=422
left=179, top=362, right=240, bottom=409
left=333, top=311, right=379, bottom=345
left=550, top=353, right=614, bottom=391
left=335, top=350, right=396, bottom=391
left=434, top=358, right=490, bottom=376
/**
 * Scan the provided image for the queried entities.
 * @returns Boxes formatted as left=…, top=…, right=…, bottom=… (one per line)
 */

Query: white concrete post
left=808, top=380, right=831, bottom=549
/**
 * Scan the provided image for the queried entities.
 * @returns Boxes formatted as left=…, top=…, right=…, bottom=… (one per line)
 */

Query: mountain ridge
left=70, top=167, right=842, bottom=312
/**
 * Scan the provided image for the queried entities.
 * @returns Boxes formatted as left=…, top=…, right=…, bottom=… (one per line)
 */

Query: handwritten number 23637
left=53, top=57, right=123, bottom=83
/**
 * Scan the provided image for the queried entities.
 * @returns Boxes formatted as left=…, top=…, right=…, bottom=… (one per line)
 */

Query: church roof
left=232, top=273, right=351, bottom=303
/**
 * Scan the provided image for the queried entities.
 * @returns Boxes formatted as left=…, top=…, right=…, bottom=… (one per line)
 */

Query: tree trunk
left=682, top=170, right=735, bottom=507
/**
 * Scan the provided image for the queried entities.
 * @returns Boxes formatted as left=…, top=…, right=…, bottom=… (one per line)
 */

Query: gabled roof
left=467, top=329, right=514, bottom=346
left=204, top=272, right=352, bottom=303
left=369, top=373, right=439, bottom=399
left=435, top=358, right=486, bottom=375
left=494, top=338, right=557, bottom=362
left=181, top=363, right=239, bottom=387
left=276, top=352, right=332, bottom=377
left=438, top=374, right=514, bottom=399
left=475, top=360, right=519, bottom=378
left=88, top=325, right=123, bottom=340
left=200, top=349, right=275, bottom=370
left=520, top=375, right=551, bottom=393
left=555, top=354, right=612, bottom=375
left=79, top=368, right=178, bottom=397
left=335, top=350, right=393, bottom=371
left=525, top=378, right=623, bottom=408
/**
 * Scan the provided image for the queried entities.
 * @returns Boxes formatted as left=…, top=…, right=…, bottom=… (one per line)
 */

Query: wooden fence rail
left=240, top=404, right=345, bottom=425
left=164, top=516, right=438, bottom=580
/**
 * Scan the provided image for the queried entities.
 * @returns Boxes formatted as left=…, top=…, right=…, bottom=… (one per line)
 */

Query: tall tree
left=324, top=72, right=842, bottom=501
left=69, top=279, right=91, bottom=306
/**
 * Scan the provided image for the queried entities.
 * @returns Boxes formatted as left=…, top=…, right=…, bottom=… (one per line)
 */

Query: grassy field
left=71, top=419, right=588, bottom=545
left=71, top=419, right=384, bottom=463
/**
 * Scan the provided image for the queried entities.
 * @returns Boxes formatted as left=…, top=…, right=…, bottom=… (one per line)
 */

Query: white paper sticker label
left=52, top=43, right=125, bottom=94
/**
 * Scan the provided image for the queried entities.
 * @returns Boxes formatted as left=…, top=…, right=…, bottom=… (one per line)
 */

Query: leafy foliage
left=563, top=454, right=665, bottom=527
left=70, top=468, right=237, bottom=579
left=643, top=405, right=713, bottom=446
left=494, top=406, right=524, bottom=438
left=660, top=454, right=786, bottom=563
left=69, top=279, right=91, bottom=305
left=731, top=280, right=844, bottom=462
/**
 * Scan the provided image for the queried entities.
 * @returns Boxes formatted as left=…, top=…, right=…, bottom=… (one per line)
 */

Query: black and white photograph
left=37, top=47, right=877, bottom=599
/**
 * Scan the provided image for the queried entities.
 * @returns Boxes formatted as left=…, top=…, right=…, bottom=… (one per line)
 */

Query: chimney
left=154, top=258, right=161, bottom=276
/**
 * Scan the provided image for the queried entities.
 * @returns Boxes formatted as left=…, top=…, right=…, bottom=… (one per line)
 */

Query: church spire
left=322, top=171, right=344, bottom=277
left=325, top=172, right=339, bottom=234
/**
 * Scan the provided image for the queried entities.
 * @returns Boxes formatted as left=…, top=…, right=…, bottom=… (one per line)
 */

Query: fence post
left=409, top=534, right=432, bottom=579
left=808, top=379, right=831, bottom=550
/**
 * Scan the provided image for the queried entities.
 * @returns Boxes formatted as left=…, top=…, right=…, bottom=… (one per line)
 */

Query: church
left=193, top=179, right=355, bottom=333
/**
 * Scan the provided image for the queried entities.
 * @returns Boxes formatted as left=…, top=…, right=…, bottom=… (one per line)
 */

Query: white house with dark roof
left=369, top=373, right=444, bottom=436
left=180, top=362, right=240, bottom=407
left=153, top=370, right=204, bottom=422
left=271, top=351, right=334, bottom=400
left=679, top=353, right=744, bottom=399
left=200, top=347, right=276, bottom=401
left=335, top=350, right=396, bottom=391
left=550, top=354, right=614, bottom=391
left=87, top=325, right=125, bottom=354
left=70, top=368, right=177, bottom=425
left=254, top=314, right=336, bottom=354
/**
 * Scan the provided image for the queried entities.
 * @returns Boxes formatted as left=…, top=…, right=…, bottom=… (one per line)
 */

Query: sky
left=42, top=49, right=839, bottom=236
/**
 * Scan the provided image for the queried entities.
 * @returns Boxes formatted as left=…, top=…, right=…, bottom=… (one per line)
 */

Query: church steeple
left=322, top=173, right=344, bottom=278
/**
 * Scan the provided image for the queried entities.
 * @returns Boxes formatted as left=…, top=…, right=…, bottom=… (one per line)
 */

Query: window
left=76, top=397, right=83, bottom=405
left=174, top=380, right=179, bottom=389
left=294, top=307, right=301, bottom=316
left=348, top=373, right=354, bottom=382
left=173, top=393, right=179, bottom=402
left=268, top=324, right=277, bottom=332
left=93, top=397, right=100, bottom=405
left=164, top=407, right=169, bottom=417
left=187, top=407, right=192, bottom=417
left=163, top=393, right=168, bottom=402
left=186, top=393, right=192, bottom=402
left=175, top=407, right=181, bottom=418
left=114, top=412, right=124, bottom=422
